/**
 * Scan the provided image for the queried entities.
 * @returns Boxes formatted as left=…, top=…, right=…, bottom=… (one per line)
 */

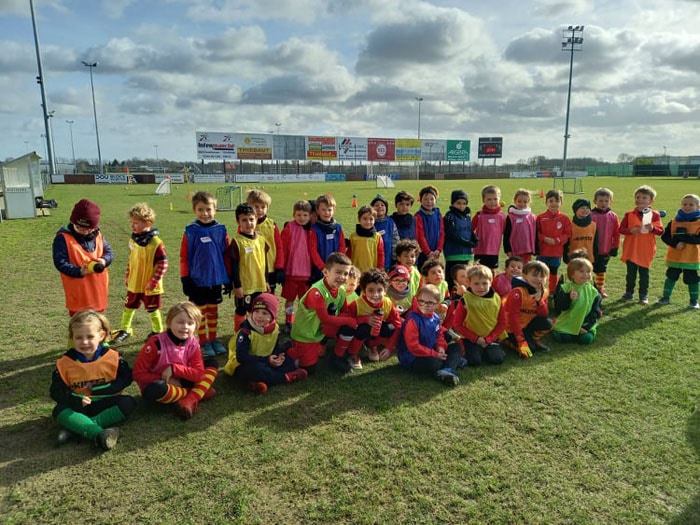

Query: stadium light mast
left=82, top=60, right=103, bottom=176
left=66, top=120, right=76, bottom=173
left=560, top=25, right=584, bottom=179
left=415, top=97, right=424, bottom=181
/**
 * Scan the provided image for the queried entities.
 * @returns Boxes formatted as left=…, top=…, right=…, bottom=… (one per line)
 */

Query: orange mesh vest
left=56, top=350, right=120, bottom=396
left=60, top=231, right=109, bottom=312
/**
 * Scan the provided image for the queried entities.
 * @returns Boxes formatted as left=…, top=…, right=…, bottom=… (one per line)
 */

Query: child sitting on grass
left=133, top=302, right=218, bottom=420
left=50, top=311, right=136, bottom=451
left=224, top=293, right=307, bottom=394
left=396, top=285, right=462, bottom=386
left=492, top=256, right=524, bottom=298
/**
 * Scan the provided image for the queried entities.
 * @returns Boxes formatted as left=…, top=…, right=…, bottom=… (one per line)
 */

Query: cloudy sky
left=2, top=0, right=699, bottom=166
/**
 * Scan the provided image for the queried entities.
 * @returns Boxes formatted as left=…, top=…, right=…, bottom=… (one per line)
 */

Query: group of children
left=50, top=184, right=700, bottom=450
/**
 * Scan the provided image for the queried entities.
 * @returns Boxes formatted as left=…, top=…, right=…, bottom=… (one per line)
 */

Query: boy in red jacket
left=536, top=189, right=572, bottom=294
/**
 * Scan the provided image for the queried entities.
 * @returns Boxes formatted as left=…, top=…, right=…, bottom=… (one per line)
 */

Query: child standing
left=395, top=239, right=422, bottom=299
left=289, top=253, right=358, bottom=372
left=227, top=203, right=270, bottom=332
left=503, top=188, right=536, bottom=263
left=111, top=203, right=168, bottom=345
left=619, top=185, right=663, bottom=304
left=391, top=190, right=416, bottom=240
left=309, top=194, right=347, bottom=283
left=180, top=191, right=230, bottom=356
left=451, top=264, right=507, bottom=366
left=472, top=185, right=506, bottom=271
left=536, top=189, right=572, bottom=294
left=590, top=188, right=620, bottom=297
left=396, top=284, right=462, bottom=386
left=492, top=256, right=524, bottom=298
left=552, top=256, right=602, bottom=344
left=53, top=199, right=113, bottom=315
left=443, top=189, right=477, bottom=290
left=502, top=260, right=552, bottom=358
left=247, top=190, right=285, bottom=294
left=224, top=293, right=308, bottom=394
left=336, top=268, right=403, bottom=368
left=280, top=200, right=313, bottom=332
left=372, top=195, right=400, bottom=268
left=564, top=198, right=597, bottom=263
left=133, top=302, right=218, bottom=420
left=347, top=205, right=385, bottom=272
left=657, top=193, right=700, bottom=308
left=414, top=185, right=444, bottom=269
left=50, top=311, right=136, bottom=450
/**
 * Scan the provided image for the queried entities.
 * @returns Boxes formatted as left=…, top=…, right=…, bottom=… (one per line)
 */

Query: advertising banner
left=306, top=136, right=338, bottom=159
left=395, top=139, right=421, bottom=161
left=446, top=140, right=471, bottom=161
left=421, top=140, right=446, bottom=161
left=196, top=131, right=237, bottom=160
left=336, top=137, right=368, bottom=161
left=367, top=138, right=396, bottom=161
left=234, top=133, right=273, bottom=160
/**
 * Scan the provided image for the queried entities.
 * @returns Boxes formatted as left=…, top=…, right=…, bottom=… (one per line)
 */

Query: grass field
left=1, top=176, right=698, bottom=524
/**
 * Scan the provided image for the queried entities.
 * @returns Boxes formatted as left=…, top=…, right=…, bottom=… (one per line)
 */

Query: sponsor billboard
left=395, top=139, right=421, bottom=161
left=367, top=138, right=396, bottom=161
left=421, top=140, right=446, bottom=161
left=446, top=140, right=470, bottom=161
left=235, top=133, right=273, bottom=160
left=336, top=137, right=368, bottom=161
left=306, top=136, right=338, bottom=159
left=196, top=131, right=236, bottom=160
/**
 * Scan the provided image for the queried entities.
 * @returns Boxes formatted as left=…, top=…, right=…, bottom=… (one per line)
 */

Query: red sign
left=367, top=138, right=395, bottom=161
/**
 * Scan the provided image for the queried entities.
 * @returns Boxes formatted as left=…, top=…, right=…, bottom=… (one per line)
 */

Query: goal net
left=376, top=175, right=395, bottom=189
left=553, top=177, right=584, bottom=194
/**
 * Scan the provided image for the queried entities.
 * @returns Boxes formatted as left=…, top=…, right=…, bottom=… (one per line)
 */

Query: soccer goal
left=215, top=185, right=243, bottom=211
left=553, top=177, right=584, bottom=194
left=376, top=175, right=395, bottom=189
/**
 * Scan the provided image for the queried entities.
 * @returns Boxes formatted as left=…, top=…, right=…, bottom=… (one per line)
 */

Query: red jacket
left=536, top=210, right=572, bottom=258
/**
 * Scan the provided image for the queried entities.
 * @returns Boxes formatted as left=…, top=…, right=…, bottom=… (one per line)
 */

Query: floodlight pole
left=561, top=25, right=584, bottom=179
left=66, top=120, right=76, bottom=173
left=82, top=61, right=103, bottom=176
left=415, top=96, right=423, bottom=181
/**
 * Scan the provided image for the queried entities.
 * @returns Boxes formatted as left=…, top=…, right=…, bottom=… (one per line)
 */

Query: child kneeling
left=133, top=302, right=218, bottom=420
left=552, top=254, right=602, bottom=344
left=224, top=293, right=307, bottom=394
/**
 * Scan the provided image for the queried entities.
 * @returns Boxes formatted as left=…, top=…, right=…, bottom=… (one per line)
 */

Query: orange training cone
left=351, top=194, right=358, bottom=207
left=539, top=189, right=545, bottom=199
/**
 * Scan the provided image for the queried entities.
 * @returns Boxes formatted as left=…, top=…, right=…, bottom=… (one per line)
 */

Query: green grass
left=1, top=177, right=699, bottom=524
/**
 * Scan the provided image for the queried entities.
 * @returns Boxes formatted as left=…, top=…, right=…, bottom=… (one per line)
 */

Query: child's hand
left=544, top=237, right=556, bottom=246
left=378, top=348, right=392, bottom=361
left=161, top=365, right=173, bottom=382
left=676, top=241, right=686, bottom=250
left=436, top=348, right=447, bottom=361
left=269, top=354, right=284, bottom=367
left=569, top=290, right=578, bottom=300
left=630, top=226, right=641, bottom=235
left=456, top=284, right=467, bottom=295
left=81, top=396, right=92, bottom=407
left=234, top=287, right=244, bottom=299
left=436, top=303, right=448, bottom=316
left=579, top=328, right=588, bottom=335
left=368, top=315, right=382, bottom=330
left=476, top=336, right=487, bottom=348
left=429, top=250, right=441, bottom=259
left=145, top=282, right=156, bottom=292
left=516, top=339, right=533, bottom=358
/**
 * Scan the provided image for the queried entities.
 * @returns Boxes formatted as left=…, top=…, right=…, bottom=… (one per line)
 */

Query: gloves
left=379, top=323, right=395, bottom=338
left=275, top=268, right=285, bottom=286
left=517, top=340, right=533, bottom=359
left=609, top=248, right=619, bottom=257
left=327, top=304, right=337, bottom=316
left=223, top=282, right=233, bottom=297
left=181, top=276, right=196, bottom=297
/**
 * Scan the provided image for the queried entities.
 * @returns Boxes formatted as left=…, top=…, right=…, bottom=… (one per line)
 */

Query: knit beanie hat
left=387, top=264, right=410, bottom=280
left=572, top=198, right=591, bottom=213
left=451, top=189, right=469, bottom=204
left=251, top=293, right=279, bottom=319
left=371, top=194, right=388, bottom=208
left=70, top=199, right=101, bottom=228
left=419, top=186, right=439, bottom=199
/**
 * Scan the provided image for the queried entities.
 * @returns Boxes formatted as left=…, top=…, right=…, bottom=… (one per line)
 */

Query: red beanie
left=251, top=293, right=279, bottom=319
left=70, top=199, right=101, bottom=229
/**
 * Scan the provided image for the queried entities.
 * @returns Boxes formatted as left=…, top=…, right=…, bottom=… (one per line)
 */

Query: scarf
left=572, top=215, right=592, bottom=227
left=132, top=228, right=160, bottom=247
left=387, top=285, right=410, bottom=302
left=674, top=209, right=700, bottom=222
left=315, top=218, right=337, bottom=234
left=355, top=224, right=376, bottom=237
left=391, top=212, right=413, bottom=230
left=248, top=319, right=277, bottom=335
left=448, top=205, right=471, bottom=218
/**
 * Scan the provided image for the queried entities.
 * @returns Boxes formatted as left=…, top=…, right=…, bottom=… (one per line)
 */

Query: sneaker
left=285, top=368, right=309, bottom=383
left=249, top=381, right=268, bottom=395
left=200, top=341, right=215, bottom=357
left=57, top=428, right=75, bottom=446
left=331, top=353, right=352, bottom=372
left=444, top=328, right=461, bottom=343
left=201, top=387, right=216, bottom=401
left=367, top=347, right=380, bottom=362
left=210, top=340, right=227, bottom=355
left=621, top=293, right=635, bottom=301
left=436, top=368, right=460, bottom=386
left=639, top=296, right=649, bottom=305
left=175, top=395, right=199, bottom=420
left=95, top=428, right=120, bottom=451
left=656, top=297, right=670, bottom=305
left=532, top=341, right=550, bottom=353
left=690, top=301, right=700, bottom=310
left=109, top=330, right=131, bottom=345
left=348, top=355, right=363, bottom=370
left=456, top=357, right=469, bottom=369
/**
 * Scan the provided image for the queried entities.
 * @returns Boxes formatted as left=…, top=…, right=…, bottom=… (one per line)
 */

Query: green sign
left=446, top=140, right=470, bottom=161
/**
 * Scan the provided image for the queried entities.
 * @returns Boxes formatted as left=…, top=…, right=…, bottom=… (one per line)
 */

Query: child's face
left=634, top=192, right=653, bottom=211
left=594, top=195, right=611, bottom=210
left=194, top=201, right=216, bottom=224
left=396, top=200, right=412, bottom=215
left=345, top=275, right=358, bottom=294
left=420, top=193, right=436, bottom=210
left=454, top=268, right=469, bottom=287
left=373, top=201, right=387, bottom=219
left=293, top=210, right=310, bottom=226
left=425, top=265, right=444, bottom=285
left=130, top=218, right=152, bottom=234
left=505, top=261, right=523, bottom=278
left=572, top=266, right=592, bottom=285
left=71, top=321, right=106, bottom=360
left=237, top=213, right=257, bottom=235
left=316, top=202, right=334, bottom=222
left=363, top=282, right=386, bottom=304
left=169, top=311, right=197, bottom=340
left=469, top=276, right=491, bottom=297
left=680, top=197, right=698, bottom=214
left=359, top=212, right=375, bottom=230
left=323, top=263, right=351, bottom=290
left=416, top=293, right=439, bottom=315
left=483, top=192, right=500, bottom=209
left=514, top=194, right=530, bottom=210
left=72, top=223, right=96, bottom=236
left=251, top=308, right=273, bottom=326
left=389, top=276, right=409, bottom=292
left=452, top=198, right=468, bottom=212
left=575, top=205, right=591, bottom=219
left=397, top=249, right=417, bottom=268
left=546, top=197, right=561, bottom=213
left=250, top=202, right=268, bottom=219
left=523, top=270, right=546, bottom=290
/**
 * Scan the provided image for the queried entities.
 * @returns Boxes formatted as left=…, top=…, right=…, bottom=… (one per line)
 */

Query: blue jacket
left=396, top=309, right=441, bottom=368
left=443, top=207, right=476, bottom=259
